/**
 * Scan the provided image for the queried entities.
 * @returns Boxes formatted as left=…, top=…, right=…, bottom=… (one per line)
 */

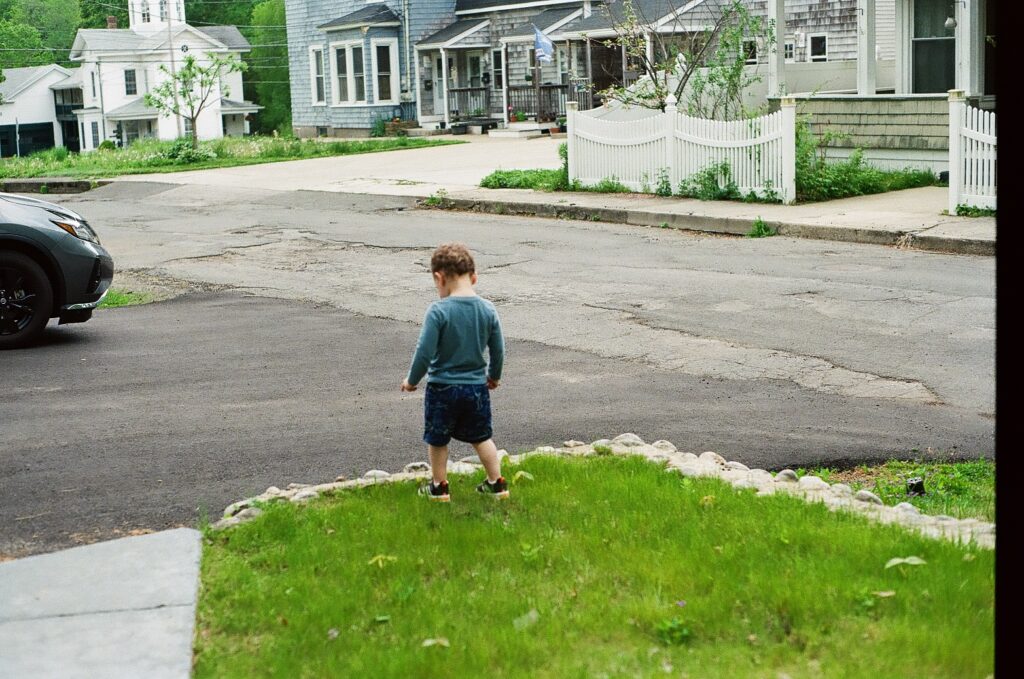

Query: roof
left=565, top=0, right=726, bottom=34
left=221, top=98, right=263, bottom=113
left=104, top=98, right=159, bottom=120
left=417, top=19, right=490, bottom=48
left=196, top=26, right=251, bottom=51
left=456, top=0, right=581, bottom=14
left=504, top=7, right=582, bottom=38
left=50, top=68, right=83, bottom=90
left=70, top=24, right=250, bottom=59
left=0, top=64, right=71, bottom=102
left=318, top=3, right=400, bottom=31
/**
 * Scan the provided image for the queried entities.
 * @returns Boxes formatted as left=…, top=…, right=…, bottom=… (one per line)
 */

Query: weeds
left=423, top=188, right=452, bottom=208
left=747, top=217, right=776, bottom=238
left=955, top=204, right=996, bottom=218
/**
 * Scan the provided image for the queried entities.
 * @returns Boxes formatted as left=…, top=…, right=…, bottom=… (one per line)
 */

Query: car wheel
left=0, top=251, right=54, bottom=349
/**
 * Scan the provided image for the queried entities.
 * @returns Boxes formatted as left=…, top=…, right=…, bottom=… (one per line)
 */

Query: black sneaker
left=418, top=480, right=450, bottom=502
left=476, top=476, right=510, bottom=500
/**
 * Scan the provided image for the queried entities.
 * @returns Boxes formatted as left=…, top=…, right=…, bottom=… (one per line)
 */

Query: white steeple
left=129, top=0, right=186, bottom=35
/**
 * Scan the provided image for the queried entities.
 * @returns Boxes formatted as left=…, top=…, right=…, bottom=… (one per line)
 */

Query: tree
left=248, top=0, right=289, bottom=133
left=0, top=18, right=46, bottom=69
left=186, top=0, right=255, bottom=28
left=595, top=0, right=774, bottom=120
left=144, top=53, right=247, bottom=148
left=79, top=0, right=127, bottom=29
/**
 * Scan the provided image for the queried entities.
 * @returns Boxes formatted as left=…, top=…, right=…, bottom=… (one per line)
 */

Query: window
left=91, top=121, right=99, bottom=148
left=159, top=0, right=167, bottom=21
left=374, top=41, right=396, bottom=102
left=468, top=54, right=482, bottom=88
left=743, top=39, right=758, bottom=65
left=809, top=34, right=828, bottom=62
left=492, top=49, right=503, bottom=88
left=784, top=41, right=795, bottom=61
left=310, top=47, right=325, bottom=104
left=184, top=117, right=193, bottom=136
left=91, top=71, right=96, bottom=98
left=80, top=122, right=86, bottom=147
left=125, top=69, right=137, bottom=96
left=142, top=1, right=150, bottom=23
left=331, top=43, right=367, bottom=104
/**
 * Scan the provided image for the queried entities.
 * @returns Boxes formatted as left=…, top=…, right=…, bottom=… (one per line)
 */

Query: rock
left=774, top=469, right=798, bottom=483
left=403, top=461, right=431, bottom=473
left=748, top=469, right=774, bottom=484
left=458, top=455, right=483, bottom=465
left=292, top=489, right=319, bottom=503
left=677, top=463, right=707, bottom=478
left=535, top=446, right=557, bottom=454
left=854, top=490, right=883, bottom=505
left=496, top=449, right=509, bottom=460
left=798, top=475, right=830, bottom=491
left=287, top=483, right=311, bottom=490
left=235, top=507, right=263, bottom=521
left=563, top=440, right=586, bottom=448
left=264, top=486, right=282, bottom=496
left=223, top=499, right=252, bottom=518
left=363, top=470, right=391, bottom=479
left=651, top=440, right=677, bottom=452
left=935, top=514, right=957, bottom=522
left=894, top=502, right=920, bottom=514
left=591, top=438, right=611, bottom=448
left=334, top=474, right=347, bottom=482
left=830, top=483, right=853, bottom=496
left=699, top=451, right=728, bottom=467
left=447, top=461, right=478, bottom=475
left=612, top=433, right=645, bottom=447
left=726, top=461, right=750, bottom=471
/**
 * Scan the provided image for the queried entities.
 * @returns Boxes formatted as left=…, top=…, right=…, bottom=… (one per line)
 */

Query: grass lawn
left=196, top=456, right=993, bottom=678
left=803, top=458, right=994, bottom=522
left=98, top=289, right=152, bottom=309
left=0, top=136, right=462, bottom=180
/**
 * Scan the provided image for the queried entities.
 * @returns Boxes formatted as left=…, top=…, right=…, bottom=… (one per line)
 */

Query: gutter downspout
left=441, top=47, right=450, bottom=127
left=502, top=42, right=509, bottom=125
left=96, top=61, right=107, bottom=142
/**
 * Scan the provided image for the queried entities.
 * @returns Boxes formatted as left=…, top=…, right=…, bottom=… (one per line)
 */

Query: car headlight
left=50, top=219, right=100, bottom=244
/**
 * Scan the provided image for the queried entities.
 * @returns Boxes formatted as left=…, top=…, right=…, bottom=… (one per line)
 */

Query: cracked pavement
left=0, top=181, right=994, bottom=555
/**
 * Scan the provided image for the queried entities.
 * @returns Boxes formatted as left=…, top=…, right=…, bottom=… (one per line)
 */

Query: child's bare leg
left=472, top=438, right=502, bottom=482
left=428, top=445, right=449, bottom=485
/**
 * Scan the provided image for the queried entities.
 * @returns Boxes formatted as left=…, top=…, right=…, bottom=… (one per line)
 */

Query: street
left=0, top=181, right=994, bottom=556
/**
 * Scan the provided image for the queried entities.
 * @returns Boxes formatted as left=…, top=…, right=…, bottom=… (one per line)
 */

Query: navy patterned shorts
left=423, top=383, right=492, bottom=446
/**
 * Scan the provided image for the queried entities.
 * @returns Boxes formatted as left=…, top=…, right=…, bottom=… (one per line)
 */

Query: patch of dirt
left=112, top=269, right=229, bottom=303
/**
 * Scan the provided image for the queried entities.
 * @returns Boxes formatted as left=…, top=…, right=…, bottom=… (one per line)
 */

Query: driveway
left=0, top=293, right=993, bottom=558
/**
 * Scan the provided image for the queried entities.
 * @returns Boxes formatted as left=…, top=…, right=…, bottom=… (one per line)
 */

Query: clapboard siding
left=796, top=95, right=949, bottom=150
left=748, top=0, right=895, bottom=63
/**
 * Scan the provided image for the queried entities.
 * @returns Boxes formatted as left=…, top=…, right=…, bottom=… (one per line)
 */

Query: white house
left=0, top=65, right=76, bottom=158
left=67, top=1, right=261, bottom=151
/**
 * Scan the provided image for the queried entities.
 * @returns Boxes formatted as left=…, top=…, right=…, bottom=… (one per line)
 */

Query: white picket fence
left=567, top=97, right=796, bottom=204
left=948, top=91, right=996, bottom=213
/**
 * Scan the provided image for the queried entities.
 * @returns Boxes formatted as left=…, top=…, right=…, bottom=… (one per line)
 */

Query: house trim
left=455, top=0, right=579, bottom=17
left=370, top=38, right=401, bottom=105
left=499, top=8, right=583, bottom=43
left=328, top=40, right=368, bottom=106
left=416, top=20, right=491, bottom=50
left=310, top=45, right=327, bottom=106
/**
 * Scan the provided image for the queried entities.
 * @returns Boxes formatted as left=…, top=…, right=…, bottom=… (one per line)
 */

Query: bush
left=370, top=118, right=387, bottom=138
left=97, top=140, right=117, bottom=151
left=677, top=162, right=741, bottom=201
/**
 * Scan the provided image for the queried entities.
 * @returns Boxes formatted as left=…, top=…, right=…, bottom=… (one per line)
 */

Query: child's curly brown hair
left=430, top=242, right=476, bottom=278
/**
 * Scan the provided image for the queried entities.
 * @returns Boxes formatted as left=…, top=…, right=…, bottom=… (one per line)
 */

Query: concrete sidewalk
left=106, top=135, right=993, bottom=255
left=0, top=528, right=201, bottom=679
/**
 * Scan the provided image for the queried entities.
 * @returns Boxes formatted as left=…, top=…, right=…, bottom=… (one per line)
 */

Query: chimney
left=107, top=15, right=118, bottom=29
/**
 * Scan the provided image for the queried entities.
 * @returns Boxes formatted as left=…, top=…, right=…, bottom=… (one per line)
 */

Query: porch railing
left=569, top=77, right=595, bottom=111
left=507, top=84, right=568, bottom=122
left=448, top=87, right=489, bottom=121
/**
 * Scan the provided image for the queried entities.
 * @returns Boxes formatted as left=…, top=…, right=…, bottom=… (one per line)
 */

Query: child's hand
left=487, top=377, right=500, bottom=390
left=400, top=379, right=417, bottom=392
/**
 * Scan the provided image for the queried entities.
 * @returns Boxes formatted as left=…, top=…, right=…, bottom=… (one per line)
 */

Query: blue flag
left=533, top=25, right=554, bottom=63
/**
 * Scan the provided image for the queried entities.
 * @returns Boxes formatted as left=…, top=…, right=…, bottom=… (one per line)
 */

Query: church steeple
left=129, top=0, right=186, bottom=35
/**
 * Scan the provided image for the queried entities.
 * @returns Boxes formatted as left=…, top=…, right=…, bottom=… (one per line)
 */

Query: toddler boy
left=401, top=242, right=508, bottom=501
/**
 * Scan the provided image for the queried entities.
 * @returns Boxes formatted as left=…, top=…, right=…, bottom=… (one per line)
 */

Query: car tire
left=0, top=251, right=54, bottom=349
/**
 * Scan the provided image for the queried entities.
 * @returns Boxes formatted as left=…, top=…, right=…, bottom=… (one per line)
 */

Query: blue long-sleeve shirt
left=406, top=296, right=504, bottom=386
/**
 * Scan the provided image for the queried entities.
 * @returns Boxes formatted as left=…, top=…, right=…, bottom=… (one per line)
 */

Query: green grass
left=0, top=136, right=463, bottom=180
left=98, top=289, right=152, bottom=308
left=479, top=169, right=567, bottom=192
left=196, top=456, right=993, bottom=678
left=955, top=204, right=996, bottom=218
left=802, top=458, right=995, bottom=522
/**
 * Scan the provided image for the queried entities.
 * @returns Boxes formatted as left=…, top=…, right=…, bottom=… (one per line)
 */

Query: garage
left=0, top=122, right=56, bottom=158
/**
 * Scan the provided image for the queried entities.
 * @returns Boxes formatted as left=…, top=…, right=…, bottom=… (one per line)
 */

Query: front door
left=433, top=56, right=445, bottom=114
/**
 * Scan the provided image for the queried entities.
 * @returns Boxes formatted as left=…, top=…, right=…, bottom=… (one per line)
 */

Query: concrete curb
left=434, top=196, right=994, bottom=256
left=1, top=179, right=109, bottom=194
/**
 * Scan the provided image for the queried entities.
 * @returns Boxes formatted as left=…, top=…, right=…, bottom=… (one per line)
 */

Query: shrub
left=97, top=139, right=117, bottom=151
left=677, top=161, right=741, bottom=201
left=370, top=118, right=387, bottom=138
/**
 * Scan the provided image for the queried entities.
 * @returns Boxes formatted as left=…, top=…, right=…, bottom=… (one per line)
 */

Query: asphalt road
left=0, top=293, right=992, bottom=558
left=0, top=181, right=994, bottom=556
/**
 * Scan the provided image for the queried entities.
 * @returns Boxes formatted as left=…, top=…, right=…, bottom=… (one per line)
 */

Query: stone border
left=212, top=434, right=994, bottom=550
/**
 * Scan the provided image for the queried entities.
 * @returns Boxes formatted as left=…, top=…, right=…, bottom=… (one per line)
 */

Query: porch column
left=586, top=37, right=592, bottom=81
left=440, top=47, right=450, bottom=127
left=502, top=43, right=509, bottom=125
left=857, top=0, right=877, bottom=95
left=414, top=48, right=423, bottom=124
left=956, top=0, right=982, bottom=95
left=767, top=0, right=785, bottom=96
left=645, top=32, right=653, bottom=65
left=894, top=0, right=908, bottom=93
